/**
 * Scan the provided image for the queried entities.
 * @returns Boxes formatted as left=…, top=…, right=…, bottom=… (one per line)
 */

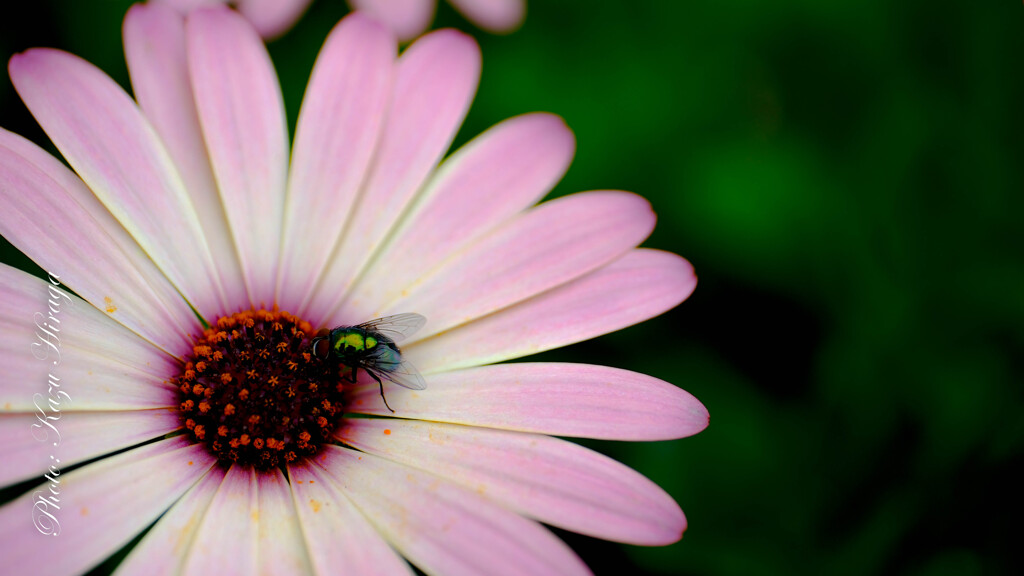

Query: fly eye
left=312, top=329, right=331, bottom=359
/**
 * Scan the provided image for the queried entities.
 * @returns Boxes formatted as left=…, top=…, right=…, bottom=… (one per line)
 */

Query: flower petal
left=0, top=410, right=180, bottom=489
left=180, top=466, right=314, bottom=574
left=314, top=445, right=592, bottom=575
left=236, top=0, right=314, bottom=39
left=180, top=465, right=259, bottom=574
left=346, top=362, right=709, bottom=441
left=348, top=0, right=436, bottom=43
left=287, top=460, right=414, bottom=576
left=114, top=466, right=226, bottom=576
left=0, top=436, right=215, bottom=576
left=303, top=28, right=481, bottom=323
left=447, top=0, right=525, bottom=33
left=8, top=48, right=229, bottom=320
left=123, top=2, right=248, bottom=308
left=0, top=131, right=201, bottom=353
left=187, top=6, right=289, bottom=309
left=339, top=418, right=687, bottom=545
left=345, top=113, right=576, bottom=318
left=255, top=469, right=314, bottom=574
left=405, top=248, right=697, bottom=372
left=385, top=191, right=655, bottom=338
left=0, top=263, right=180, bottom=412
left=275, top=13, right=395, bottom=312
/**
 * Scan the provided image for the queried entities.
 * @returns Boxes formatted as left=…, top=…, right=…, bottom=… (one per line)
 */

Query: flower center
left=173, top=309, right=345, bottom=470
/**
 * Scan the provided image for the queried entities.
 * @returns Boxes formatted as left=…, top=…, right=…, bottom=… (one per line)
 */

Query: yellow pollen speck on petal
left=103, top=297, right=116, bottom=313
left=309, top=499, right=322, bottom=513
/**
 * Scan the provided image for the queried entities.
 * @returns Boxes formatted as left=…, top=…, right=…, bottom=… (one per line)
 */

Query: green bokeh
left=2, top=1, right=1022, bottom=574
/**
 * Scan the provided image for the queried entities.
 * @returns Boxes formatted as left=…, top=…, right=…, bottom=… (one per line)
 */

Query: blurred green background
left=2, top=1, right=1023, bottom=574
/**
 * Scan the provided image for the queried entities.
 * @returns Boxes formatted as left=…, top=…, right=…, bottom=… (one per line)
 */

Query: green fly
left=311, top=313, right=427, bottom=413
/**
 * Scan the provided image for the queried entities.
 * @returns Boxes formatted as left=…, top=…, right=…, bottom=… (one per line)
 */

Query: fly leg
left=366, top=371, right=394, bottom=413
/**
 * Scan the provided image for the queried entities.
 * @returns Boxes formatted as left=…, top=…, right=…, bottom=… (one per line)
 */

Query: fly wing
left=356, top=313, right=426, bottom=342
left=371, top=359, right=427, bottom=391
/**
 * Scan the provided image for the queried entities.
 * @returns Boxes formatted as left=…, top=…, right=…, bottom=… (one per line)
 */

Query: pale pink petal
left=187, top=6, right=289, bottom=309
left=346, top=362, right=710, bottom=440
left=0, top=131, right=201, bottom=353
left=276, top=13, right=395, bottom=312
left=0, top=410, right=180, bottom=488
left=180, top=467, right=313, bottom=574
left=387, top=191, right=655, bottom=338
left=287, top=460, right=414, bottom=576
left=314, top=445, right=592, bottom=575
left=339, top=418, right=686, bottom=545
left=255, top=469, right=315, bottom=574
left=0, top=437, right=215, bottom=576
left=124, top=3, right=247, bottom=308
left=237, top=0, right=314, bottom=39
left=303, top=28, right=481, bottom=323
left=405, top=249, right=697, bottom=372
left=345, top=113, right=575, bottom=318
left=8, top=48, right=229, bottom=320
left=115, top=467, right=226, bottom=576
left=0, top=264, right=181, bottom=412
left=447, top=0, right=525, bottom=33
left=181, top=465, right=259, bottom=574
left=348, top=0, right=435, bottom=43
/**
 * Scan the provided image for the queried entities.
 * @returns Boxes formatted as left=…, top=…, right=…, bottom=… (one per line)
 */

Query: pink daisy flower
left=0, top=4, right=706, bottom=575
left=349, top=0, right=525, bottom=42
